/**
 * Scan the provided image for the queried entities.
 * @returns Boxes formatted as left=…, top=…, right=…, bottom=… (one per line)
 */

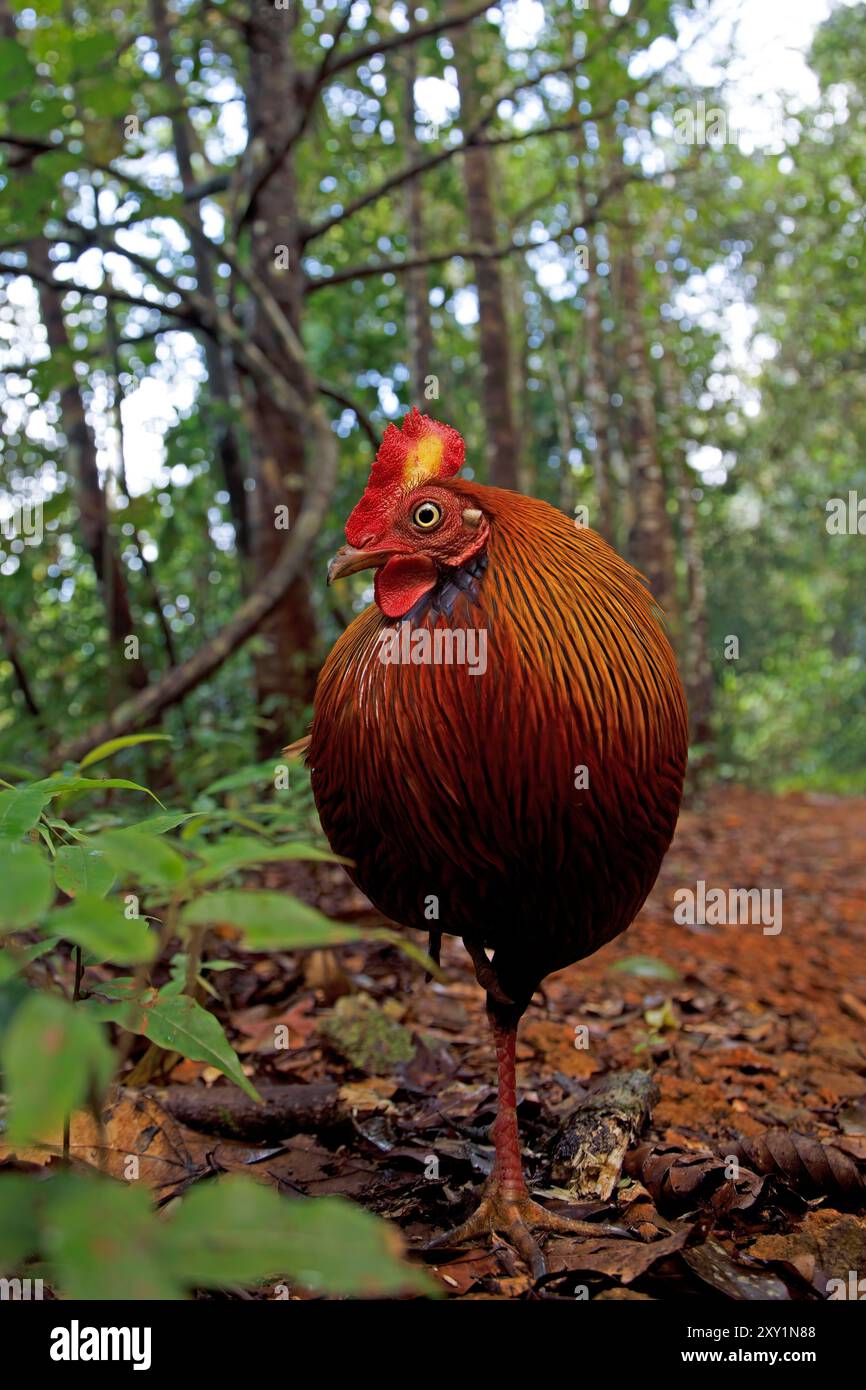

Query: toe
left=424, top=1200, right=492, bottom=1253
left=505, top=1218, right=547, bottom=1280
left=536, top=1211, right=630, bottom=1239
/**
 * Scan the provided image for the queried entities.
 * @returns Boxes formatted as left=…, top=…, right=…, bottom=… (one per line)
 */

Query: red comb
left=346, top=408, right=465, bottom=546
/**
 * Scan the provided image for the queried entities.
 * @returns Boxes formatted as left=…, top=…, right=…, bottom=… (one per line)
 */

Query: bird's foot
left=425, top=1187, right=629, bottom=1280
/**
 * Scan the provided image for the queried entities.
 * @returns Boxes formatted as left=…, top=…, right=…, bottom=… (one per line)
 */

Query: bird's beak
left=327, top=544, right=394, bottom=585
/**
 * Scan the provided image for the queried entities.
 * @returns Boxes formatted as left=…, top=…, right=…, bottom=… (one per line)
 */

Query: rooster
left=306, top=408, right=688, bottom=1274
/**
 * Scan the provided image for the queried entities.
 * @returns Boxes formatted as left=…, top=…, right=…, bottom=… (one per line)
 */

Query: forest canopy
left=0, top=0, right=864, bottom=790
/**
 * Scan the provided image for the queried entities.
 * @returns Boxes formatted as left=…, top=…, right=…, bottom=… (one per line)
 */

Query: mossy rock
left=320, top=994, right=416, bottom=1076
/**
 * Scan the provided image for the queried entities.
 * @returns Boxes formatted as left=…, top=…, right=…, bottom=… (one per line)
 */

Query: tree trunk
left=244, top=0, right=319, bottom=749
left=574, top=43, right=616, bottom=545
left=677, top=465, right=714, bottom=756
left=1, top=0, right=145, bottom=698
left=545, top=331, right=575, bottom=513
left=505, top=262, right=534, bottom=494
left=36, top=248, right=148, bottom=695
left=453, top=28, right=520, bottom=490
left=582, top=237, right=616, bottom=543
left=654, top=274, right=713, bottom=756
left=149, top=0, right=249, bottom=559
left=618, top=222, right=678, bottom=623
left=0, top=610, right=41, bottom=722
left=403, top=16, right=433, bottom=401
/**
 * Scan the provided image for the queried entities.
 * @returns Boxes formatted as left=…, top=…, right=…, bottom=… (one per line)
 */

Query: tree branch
left=319, top=1, right=493, bottom=85
left=300, top=12, right=642, bottom=246
left=0, top=257, right=194, bottom=322
left=317, top=381, right=379, bottom=448
left=72, top=225, right=310, bottom=420
left=55, top=390, right=340, bottom=764
left=0, top=133, right=184, bottom=209
left=304, top=159, right=652, bottom=293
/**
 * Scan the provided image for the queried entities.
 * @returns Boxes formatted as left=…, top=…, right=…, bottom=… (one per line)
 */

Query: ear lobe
left=462, top=508, right=482, bottom=528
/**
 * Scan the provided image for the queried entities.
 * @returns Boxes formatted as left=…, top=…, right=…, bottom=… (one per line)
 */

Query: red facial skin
left=362, top=483, right=490, bottom=618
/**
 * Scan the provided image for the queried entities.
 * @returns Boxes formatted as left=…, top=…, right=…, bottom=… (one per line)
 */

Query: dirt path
left=226, top=788, right=866, bottom=1297
left=40, top=788, right=866, bottom=1300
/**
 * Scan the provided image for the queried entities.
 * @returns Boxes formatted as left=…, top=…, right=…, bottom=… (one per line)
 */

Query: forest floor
left=23, top=787, right=866, bottom=1300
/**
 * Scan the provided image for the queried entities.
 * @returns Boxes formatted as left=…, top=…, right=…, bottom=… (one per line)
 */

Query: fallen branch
left=159, top=1082, right=344, bottom=1142
left=548, top=1068, right=658, bottom=1200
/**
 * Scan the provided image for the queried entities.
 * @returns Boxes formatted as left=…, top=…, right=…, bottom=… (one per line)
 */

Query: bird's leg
left=426, top=996, right=629, bottom=1278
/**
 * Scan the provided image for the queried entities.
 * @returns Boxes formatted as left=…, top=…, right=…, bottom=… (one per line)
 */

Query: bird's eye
left=412, top=501, right=443, bottom=530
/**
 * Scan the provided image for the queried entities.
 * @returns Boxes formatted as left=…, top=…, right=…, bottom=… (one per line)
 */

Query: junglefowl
left=306, top=408, right=688, bottom=1275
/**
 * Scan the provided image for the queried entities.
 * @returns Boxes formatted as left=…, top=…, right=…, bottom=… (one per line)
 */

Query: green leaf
left=202, top=760, right=282, bottom=796
left=45, top=1175, right=183, bottom=1300
left=70, top=31, right=117, bottom=68
left=163, top=1176, right=432, bottom=1296
left=78, top=733, right=171, bottom=771
left=0, top=937, right=58, bottom=983
left=8, top=94, right=67, bottom=137
left=0, top=785, right=51, bottom=841
left=45, top=818, right=88, bottom=843
left=3, top=994, right=114, bottom=1143
left=0, top=38, right=34, bottom=99
left=189, top=836, right=343, bottom=887
left=0, top=760, right=35, bottom=780
left=54, top=845, right=115, bottom=899
left=131, top=811, right=202, bottom=836
left=37, top=1171, right=431, bottom=1299
left=0, top=1175, right=39, bottom=1272
left=609, top=955, right=681, bottom=982
left=80, top=74, right=132, bottom=118
left=33, top=774, right=162, bottom=804
left=85, top=989, right=260, bottom=1102
left=0, top=842, right=53, bottom=930
left=89, top=828, right=187, bottom=887
left=44, top=894, right=155, bottom=964
left=180, top=891, right=364, bottom=951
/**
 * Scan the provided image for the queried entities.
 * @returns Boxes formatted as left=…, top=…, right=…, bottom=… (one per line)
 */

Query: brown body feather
left=309, top=482, right=688, bottom=1007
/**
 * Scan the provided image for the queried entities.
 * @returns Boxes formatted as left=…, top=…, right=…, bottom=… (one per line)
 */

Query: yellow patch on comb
left=402, top=433, right=444, bottom=488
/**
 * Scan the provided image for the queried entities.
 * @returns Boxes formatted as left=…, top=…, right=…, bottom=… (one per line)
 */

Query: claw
left=424, top=1188, right=630, bottom=1278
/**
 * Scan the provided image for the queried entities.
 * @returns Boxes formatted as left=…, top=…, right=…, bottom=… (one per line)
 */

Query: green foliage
left=4, top=992, right=114, bottom=1144
left=2, top=1172, right=430, bottom=1300
left=0, top=751, right=432, bottom=1298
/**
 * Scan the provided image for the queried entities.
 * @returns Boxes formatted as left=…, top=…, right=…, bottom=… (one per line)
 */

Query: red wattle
left=374, top=555, right=437, bottom=618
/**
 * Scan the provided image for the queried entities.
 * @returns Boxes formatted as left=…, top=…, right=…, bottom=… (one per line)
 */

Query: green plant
left=0, top=734, right=433, bottom=1299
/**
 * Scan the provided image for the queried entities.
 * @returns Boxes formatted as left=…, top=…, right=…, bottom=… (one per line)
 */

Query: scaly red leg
left=427, top=997, right=628, bottom=1278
